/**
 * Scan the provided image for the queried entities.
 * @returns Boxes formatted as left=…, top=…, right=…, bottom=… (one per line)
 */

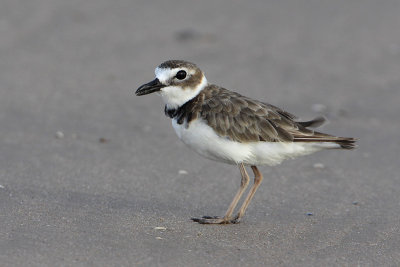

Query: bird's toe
left=191, top=216, right=239, bottom=224
left=201, top=216, right=221, bottom=219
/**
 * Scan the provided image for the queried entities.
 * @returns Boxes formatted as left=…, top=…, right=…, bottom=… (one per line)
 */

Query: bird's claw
left=191, top=215, right=241, bottom=224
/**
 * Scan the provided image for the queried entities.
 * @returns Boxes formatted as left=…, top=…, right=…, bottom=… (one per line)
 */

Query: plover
left=136, top=60, right=356, bottom=224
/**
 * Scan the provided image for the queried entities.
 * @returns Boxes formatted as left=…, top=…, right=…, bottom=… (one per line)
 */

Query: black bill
left=135, top=78, right=165, bottom=96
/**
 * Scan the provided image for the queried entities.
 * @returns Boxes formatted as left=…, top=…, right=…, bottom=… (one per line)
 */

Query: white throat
left=159, top=76, right=208, bottom=109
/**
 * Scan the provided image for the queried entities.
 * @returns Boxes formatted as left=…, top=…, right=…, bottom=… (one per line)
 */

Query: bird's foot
left=191, top=215, right=241, bottom=224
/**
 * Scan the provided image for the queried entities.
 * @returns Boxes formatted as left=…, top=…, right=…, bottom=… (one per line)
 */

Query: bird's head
left=136, top=60, right=208, bottom=109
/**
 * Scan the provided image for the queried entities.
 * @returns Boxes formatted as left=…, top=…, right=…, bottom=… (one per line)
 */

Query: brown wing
left=195, top=85, right=298, bottom=142
left=193, top=85, right=356, bottom=149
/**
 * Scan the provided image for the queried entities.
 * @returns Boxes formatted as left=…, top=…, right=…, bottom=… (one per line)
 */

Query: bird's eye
left=175, top=70, right=187, bottom=80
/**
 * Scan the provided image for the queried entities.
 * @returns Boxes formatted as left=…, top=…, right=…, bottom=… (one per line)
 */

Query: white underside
left=172, top=119, right=340, bottom=166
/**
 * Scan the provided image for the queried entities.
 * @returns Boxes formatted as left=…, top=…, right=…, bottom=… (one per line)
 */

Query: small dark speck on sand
left=99, top=138, right=110, bottom=143
left=175, top=29, right=216, bottom=43
left=306, top=212, right=314, bottom=216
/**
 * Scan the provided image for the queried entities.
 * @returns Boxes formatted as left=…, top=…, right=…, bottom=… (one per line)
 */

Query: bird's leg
left=232, top=166, right=263, bottom=223
left=191, top=163, right=250, bottom=224
left=222, top=163, right=250, bottom=219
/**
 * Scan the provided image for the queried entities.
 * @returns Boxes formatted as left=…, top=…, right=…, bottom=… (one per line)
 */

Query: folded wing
left=196, top=85, right=356, bottom=149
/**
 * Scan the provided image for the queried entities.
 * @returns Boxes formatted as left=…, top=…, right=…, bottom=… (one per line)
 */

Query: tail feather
left=280, top=115, right=358, bottom=149
left=335, top=138, right=357, bottom=149
left=293, top=136, right=357, bottom=149
left=294, top=116, right=357, bottom=149
left=298, top=116, right=326, bottom=128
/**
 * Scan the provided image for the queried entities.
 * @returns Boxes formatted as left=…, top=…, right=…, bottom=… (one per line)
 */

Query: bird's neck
left=160, top=76, right=208, bottom=110
left=164, top=93, right=198, bottom=121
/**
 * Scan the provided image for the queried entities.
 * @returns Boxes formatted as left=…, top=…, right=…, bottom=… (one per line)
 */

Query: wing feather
left=177, top=84, right=355, bottom=148
left=198, top=85, right=296, bottom=142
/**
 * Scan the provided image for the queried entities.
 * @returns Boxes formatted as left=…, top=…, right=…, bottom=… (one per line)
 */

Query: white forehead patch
left=155, top=67, right=195, bottom=84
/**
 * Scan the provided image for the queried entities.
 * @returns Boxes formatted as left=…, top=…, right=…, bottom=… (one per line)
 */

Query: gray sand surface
left=1, top=0, right=399, bottom=266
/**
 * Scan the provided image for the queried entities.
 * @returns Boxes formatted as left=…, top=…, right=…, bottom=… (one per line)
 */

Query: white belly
left=172, top=119, right=332, bottom=166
